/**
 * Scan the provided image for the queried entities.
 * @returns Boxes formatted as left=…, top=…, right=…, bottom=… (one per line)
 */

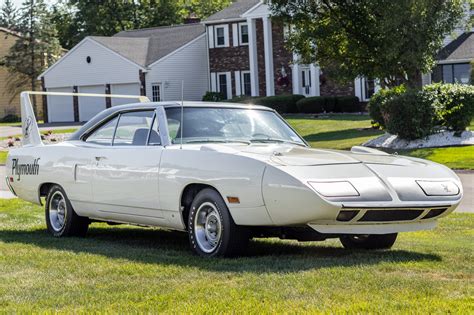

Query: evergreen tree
left=0, top=0, right=18, bottom=30
left=3, top=0, right=62, bottom=110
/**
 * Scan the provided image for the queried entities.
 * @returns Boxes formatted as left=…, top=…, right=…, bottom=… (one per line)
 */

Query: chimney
left=184, top=13, right=201, bottom=24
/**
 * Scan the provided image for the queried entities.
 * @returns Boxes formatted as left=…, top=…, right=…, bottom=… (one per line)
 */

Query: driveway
left=0, top=165, right=472, bottom=212
left=0, top=122, right=82, bottom=138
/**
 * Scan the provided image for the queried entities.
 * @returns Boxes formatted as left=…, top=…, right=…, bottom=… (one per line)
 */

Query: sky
left=10, top=0, right=55, bottom=8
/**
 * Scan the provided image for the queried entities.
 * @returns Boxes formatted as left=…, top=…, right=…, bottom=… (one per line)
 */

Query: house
left=0, top=27, right=43, bottom=120
left=39, top=23, right=208, bottom=123
left=422, top=32, right=473, bottom=85
left=203, top=0, right=379, bottom=102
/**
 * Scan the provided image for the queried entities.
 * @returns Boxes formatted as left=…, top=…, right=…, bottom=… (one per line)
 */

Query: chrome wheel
left=194, top=202, right=222, bottom=253
left=49, top=191, right=67, bottom=232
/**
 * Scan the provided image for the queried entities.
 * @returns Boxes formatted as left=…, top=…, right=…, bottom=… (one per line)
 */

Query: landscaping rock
left=363, top=130, right=474, bottom=149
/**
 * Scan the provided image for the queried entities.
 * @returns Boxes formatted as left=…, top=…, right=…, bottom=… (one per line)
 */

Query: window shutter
left=235, top=71, right=241, bottom=96
left=223, top=25, right=230, bottom=47
left=226, top=72, right=232, bottom=99
left=210, top=72, right=217, bottom=92
left=354, top=77, right=362, bottom=101
left=208, top=26, right=215, bottom=49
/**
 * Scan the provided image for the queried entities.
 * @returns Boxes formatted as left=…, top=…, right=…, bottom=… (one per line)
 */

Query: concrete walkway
left=0, top=165, right=472, bottom=213
left=0, top=122, right=82, bottom=138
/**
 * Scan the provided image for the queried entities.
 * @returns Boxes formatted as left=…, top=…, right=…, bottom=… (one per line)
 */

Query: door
left=111, top=83, right=140, bottom=106
left=301, top=68, right=312, bottom=96
left=78, top=85, right=107, bottom=121
left=47, top=87, right=74, bottom=122
left=86, top=110, right=164, bottom=219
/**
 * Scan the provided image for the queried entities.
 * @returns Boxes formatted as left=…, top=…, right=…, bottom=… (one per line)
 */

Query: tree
left=0, top=0, right=18, bottom=30
left=2, top=0, right=62, bottom=109
left=270, top=0, right=466, bottom=88
left=178, top=0, right=231, bottom=20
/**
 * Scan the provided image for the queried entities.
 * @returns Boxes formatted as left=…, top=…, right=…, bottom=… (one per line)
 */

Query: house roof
left=437, top=32, right=474, bottom=62
left=0, top=27, right=21, bottom=38
left=113, top=23, right=205, bottom=66
left=204, top=0, right=261, bottom=23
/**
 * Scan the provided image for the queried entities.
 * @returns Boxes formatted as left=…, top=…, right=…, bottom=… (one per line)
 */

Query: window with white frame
left=215, top=26, right=227, bottom=47
left=239, top=23, right=249, bottom=45
left=218, top=73, right=228, bottom=99
left=152, top=83, right=162, bottom=102
left=241, top=71, right=251, bottom=96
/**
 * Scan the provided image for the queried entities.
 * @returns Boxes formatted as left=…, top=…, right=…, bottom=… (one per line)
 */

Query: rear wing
left=20, top=91, right=150, bottom=147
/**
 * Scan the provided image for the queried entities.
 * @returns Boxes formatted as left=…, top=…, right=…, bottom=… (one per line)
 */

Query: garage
left=111, top=83, right=141, bottom=106
left=47, top=87, right=74, bottom=123
left=78, top=85, right=107, bottom=121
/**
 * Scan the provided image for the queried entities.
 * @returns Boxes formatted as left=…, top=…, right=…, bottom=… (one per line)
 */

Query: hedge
left=368, top=85, right=406, bottom=128
left=228, top=94, right=305, bottom=114
left=202, top=91, right=225, bottom=102
left=296, top=96, right=360, bottom=113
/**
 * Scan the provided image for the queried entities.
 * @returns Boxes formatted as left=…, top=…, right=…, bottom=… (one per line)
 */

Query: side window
left=148, top=115, right=161, bottom=146
left=239, top=23, right=249, bottom=45
left=85, top=116, right=119, bottom=146
left=113, top=111, right=154, bottom=146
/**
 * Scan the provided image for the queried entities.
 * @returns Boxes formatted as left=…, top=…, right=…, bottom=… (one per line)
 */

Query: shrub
left=228, top=95, right=260, bottom=104
left=381, top=89, right=436, bottom=140
left=368, top=85, right=406, bottom=128
left=423, top=83, right=474, bottom=133
left=296, top=97, right=326, bottom=113
left=255, top=94, right=305, bottom=113
left=324, top=96, right=336, bottom=112
left=202, top=91, right=225, bottom=102
left=0, top=114, right=20, bottom=123
left=336, top=96, right=361, bottom=112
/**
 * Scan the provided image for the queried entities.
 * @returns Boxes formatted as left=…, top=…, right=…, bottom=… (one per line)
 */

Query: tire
left=339, top=233, right=398, bottom=250
left=45, top=185, right=89, bottom=237
left=188, top=188, right=249, bottom=257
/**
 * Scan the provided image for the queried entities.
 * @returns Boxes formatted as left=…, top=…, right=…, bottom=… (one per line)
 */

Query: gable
left=42, top=38, right=141, bottom=88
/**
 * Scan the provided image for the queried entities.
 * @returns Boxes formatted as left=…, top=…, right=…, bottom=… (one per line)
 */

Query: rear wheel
left=45, top=185, right=89, bottom=237
left=188, top=188, right=249, bottom=257
left=339, top=233, right=398, bottom=250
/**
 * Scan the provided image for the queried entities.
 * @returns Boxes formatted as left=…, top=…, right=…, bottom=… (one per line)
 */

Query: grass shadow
left=0, top=226, right=441, bottom=273
left=303, top=128, right=383, bottom=143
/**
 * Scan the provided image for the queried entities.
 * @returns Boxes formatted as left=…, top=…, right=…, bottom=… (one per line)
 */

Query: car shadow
left=0, top=226, right=441, bottom=273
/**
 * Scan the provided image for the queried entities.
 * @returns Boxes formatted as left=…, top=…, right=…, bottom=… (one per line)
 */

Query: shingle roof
left=204, top=0, right=261, bottom=22
left=90, top=23, right=205, bottom=67
left=437, top=32, right=474, bottom=61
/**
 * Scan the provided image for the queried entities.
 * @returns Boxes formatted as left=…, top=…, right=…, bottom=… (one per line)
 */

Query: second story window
left=239, top=23, right=249, bottom=45
left=216, top=26, right=226, bottom=47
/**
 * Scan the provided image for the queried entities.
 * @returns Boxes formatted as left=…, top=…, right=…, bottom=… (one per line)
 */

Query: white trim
left=247, top=18, right=259, bottom=96
left=210, top=72, right=217, bottom=92
left=354, top=77, right=362, bottom=101
left=310, top=64, right=320, bottom=96
left=263, top=17, right=274, bottom=96
left=241, top=1, right=265, bottom=18
left=214, top=24, right=229, bottom=48
left=437, top=59, right=472, bottom=64
left=148, top=34, right=206, bottom=68
left=38, top=37, right=146, bottom=79
left=292, top=54, right=300, bottom=95
left=226, top=72, right=232, bottom=99
left=232, top=23, right=239, bottom=47
left=235, top=71, right=242, bottom=96
left=238, top=22, right=249, bottom=46
left=202, top=18, right=247, bottom=25
left=208, top=25, right=215, bottom=49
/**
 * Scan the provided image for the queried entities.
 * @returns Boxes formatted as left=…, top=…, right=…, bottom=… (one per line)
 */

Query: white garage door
left=78, top=85, right=106, bottom=122
left=47, top=87, right=74, bottom=123
left=111, top=83, right=141, bottom=106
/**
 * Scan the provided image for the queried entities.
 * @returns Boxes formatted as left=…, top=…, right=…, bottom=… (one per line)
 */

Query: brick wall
left=271, top=22, right=292, bottom=95
left=319, top=71, right=355, bottom=97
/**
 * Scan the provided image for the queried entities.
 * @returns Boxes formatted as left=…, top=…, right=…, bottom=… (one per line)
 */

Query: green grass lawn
left=286, top=114, right=473, bottom=169
left=0, top=199, right=472, bottom=313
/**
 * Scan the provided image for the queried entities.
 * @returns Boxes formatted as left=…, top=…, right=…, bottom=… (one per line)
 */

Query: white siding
left=43, top=38, right=141, bottom=89
left=146, top=36, right=209, bottom=102
left=47, top=87, right=74, bottom=122
left=78, top=85, right=106, bottom=121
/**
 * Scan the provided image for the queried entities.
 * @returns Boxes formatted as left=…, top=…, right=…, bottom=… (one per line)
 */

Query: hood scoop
left=269, top=147, right=360, bottom=166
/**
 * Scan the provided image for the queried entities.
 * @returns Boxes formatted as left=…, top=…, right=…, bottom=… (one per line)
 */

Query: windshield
left=165, top=107, right=306, bottom=146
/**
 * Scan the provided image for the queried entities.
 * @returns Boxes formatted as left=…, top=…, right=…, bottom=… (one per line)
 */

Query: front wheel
left=339, top=233, right=398, bottom=250
left=45, top=185, right=89, bottom=237
left=188, top=188, right=249, bottom=257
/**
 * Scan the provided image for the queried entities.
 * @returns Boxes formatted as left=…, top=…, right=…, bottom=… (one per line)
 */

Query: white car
left=5, top=92, right=463, bottom=257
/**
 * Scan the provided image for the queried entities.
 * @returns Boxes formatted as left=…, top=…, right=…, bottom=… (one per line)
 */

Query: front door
left=86, top=110, right=164, bottom=219
left=301, top=68, right=312, bottom=96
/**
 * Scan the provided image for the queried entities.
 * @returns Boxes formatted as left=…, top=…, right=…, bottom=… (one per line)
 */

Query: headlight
left=308, top=181, right=360, bottom=197
left=416, top=180, right=460, bottom=196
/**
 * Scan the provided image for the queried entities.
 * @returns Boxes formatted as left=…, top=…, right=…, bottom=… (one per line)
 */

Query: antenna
left=180, top=80, right=184, bottom=149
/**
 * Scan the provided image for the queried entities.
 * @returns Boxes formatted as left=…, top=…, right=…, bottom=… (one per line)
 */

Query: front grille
left=358, top=209, right=424, bottom=222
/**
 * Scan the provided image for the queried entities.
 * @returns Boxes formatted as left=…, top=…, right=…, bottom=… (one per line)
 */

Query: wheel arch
left=38, top=182, right=58, bottom=205
left=179, top=183, right=225, bottom=230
